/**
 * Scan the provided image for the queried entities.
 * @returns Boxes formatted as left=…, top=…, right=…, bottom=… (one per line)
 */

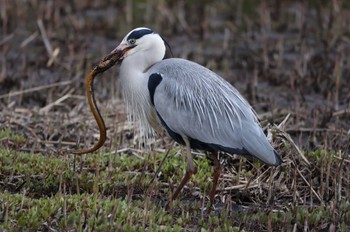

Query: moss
left=1, top=143, right=348, bottom=231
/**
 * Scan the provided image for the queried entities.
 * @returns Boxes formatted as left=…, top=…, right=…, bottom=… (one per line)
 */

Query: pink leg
left=207, top=152, right=221, bottom=213
left=165, top=137, right=196, bottom=209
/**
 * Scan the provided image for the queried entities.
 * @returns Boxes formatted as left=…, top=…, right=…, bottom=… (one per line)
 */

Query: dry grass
left=1, top=0, right=350, bottom=231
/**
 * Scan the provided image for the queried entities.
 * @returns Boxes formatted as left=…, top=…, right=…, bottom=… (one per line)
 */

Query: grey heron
left=103, top=27, right=282, bottom=208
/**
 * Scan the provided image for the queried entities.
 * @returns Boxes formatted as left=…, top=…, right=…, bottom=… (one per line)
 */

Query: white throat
left=119, top=33, right=166, bottom=142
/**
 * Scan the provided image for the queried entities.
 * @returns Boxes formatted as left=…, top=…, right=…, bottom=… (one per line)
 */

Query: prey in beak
left=94, top=47, right=124, bottom=72
left=102, top=43, right=136, bottom=64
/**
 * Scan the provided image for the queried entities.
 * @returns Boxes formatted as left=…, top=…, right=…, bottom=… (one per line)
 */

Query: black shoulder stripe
left=148, top=73, right=163, bottom=106
left=127, top=29, right=153, bottom=40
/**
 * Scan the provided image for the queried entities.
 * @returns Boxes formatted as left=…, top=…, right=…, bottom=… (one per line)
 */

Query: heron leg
left=165, top=137, right=196, bottom=209
left=207, top=152, right=221, bottom=212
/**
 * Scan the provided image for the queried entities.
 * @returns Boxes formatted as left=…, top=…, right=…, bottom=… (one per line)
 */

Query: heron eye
left=128, top=39, right=136, bottom=45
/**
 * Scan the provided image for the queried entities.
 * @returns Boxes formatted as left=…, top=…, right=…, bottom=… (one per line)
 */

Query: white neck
left=118, top=33, right=166, bottom=139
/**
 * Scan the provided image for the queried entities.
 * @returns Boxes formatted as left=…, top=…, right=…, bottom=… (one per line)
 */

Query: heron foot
left=164, top=167, right=197, bottom=210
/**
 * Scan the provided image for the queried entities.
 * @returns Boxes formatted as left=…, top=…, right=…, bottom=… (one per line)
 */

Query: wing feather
left=147, top=58, right=279, bottom=165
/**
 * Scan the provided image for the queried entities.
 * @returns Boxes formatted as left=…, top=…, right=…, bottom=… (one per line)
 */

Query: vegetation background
left=0, top=0, right=349, bottom=231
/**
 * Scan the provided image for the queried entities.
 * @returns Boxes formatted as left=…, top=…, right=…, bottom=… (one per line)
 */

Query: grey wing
left=149, top=58, right=281, bottom=166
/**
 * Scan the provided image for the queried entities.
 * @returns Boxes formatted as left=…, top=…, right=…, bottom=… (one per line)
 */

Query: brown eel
left=70, top=50, right=123, bottom=155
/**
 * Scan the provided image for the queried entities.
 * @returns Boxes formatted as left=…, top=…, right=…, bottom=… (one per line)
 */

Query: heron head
left=103, top=27, right=166, bottom=67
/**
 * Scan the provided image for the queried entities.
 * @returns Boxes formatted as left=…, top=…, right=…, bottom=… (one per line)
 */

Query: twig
left=105, top=148, right=135, bottom=154
left=39, top=140, right=83, bottom=146
left=267, top=113, right=290, bottom=142
left=47, top=48, right=60, bottom=67
left=286, top=128, right=345, bottom=133
left=131, top=151, right=145, bottom=160
left=220, top=183, right=259, bottom=191
left=37, top=19, right=59, bottom=66
left=248, top=166, right=274, bottom=188
left=20, top=31, right=39, bottom=48
left=295, top=166, right=322, bottom=202
left=277, top=113, right=291, bottom=130
left=39, top=90, right=74, bottom=114
left=150, top=141, right=175, bottom=184
left=0, top=33, right=14, bottom=46
left=275, top=127, right=310, bottom=165
left=332, top=108, right=350, bottom=117
left=0, top=80, right=72, bottom=99
left=37, top=19, right=53, bottom=56
left=334, top=156, right=350, bottom=163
